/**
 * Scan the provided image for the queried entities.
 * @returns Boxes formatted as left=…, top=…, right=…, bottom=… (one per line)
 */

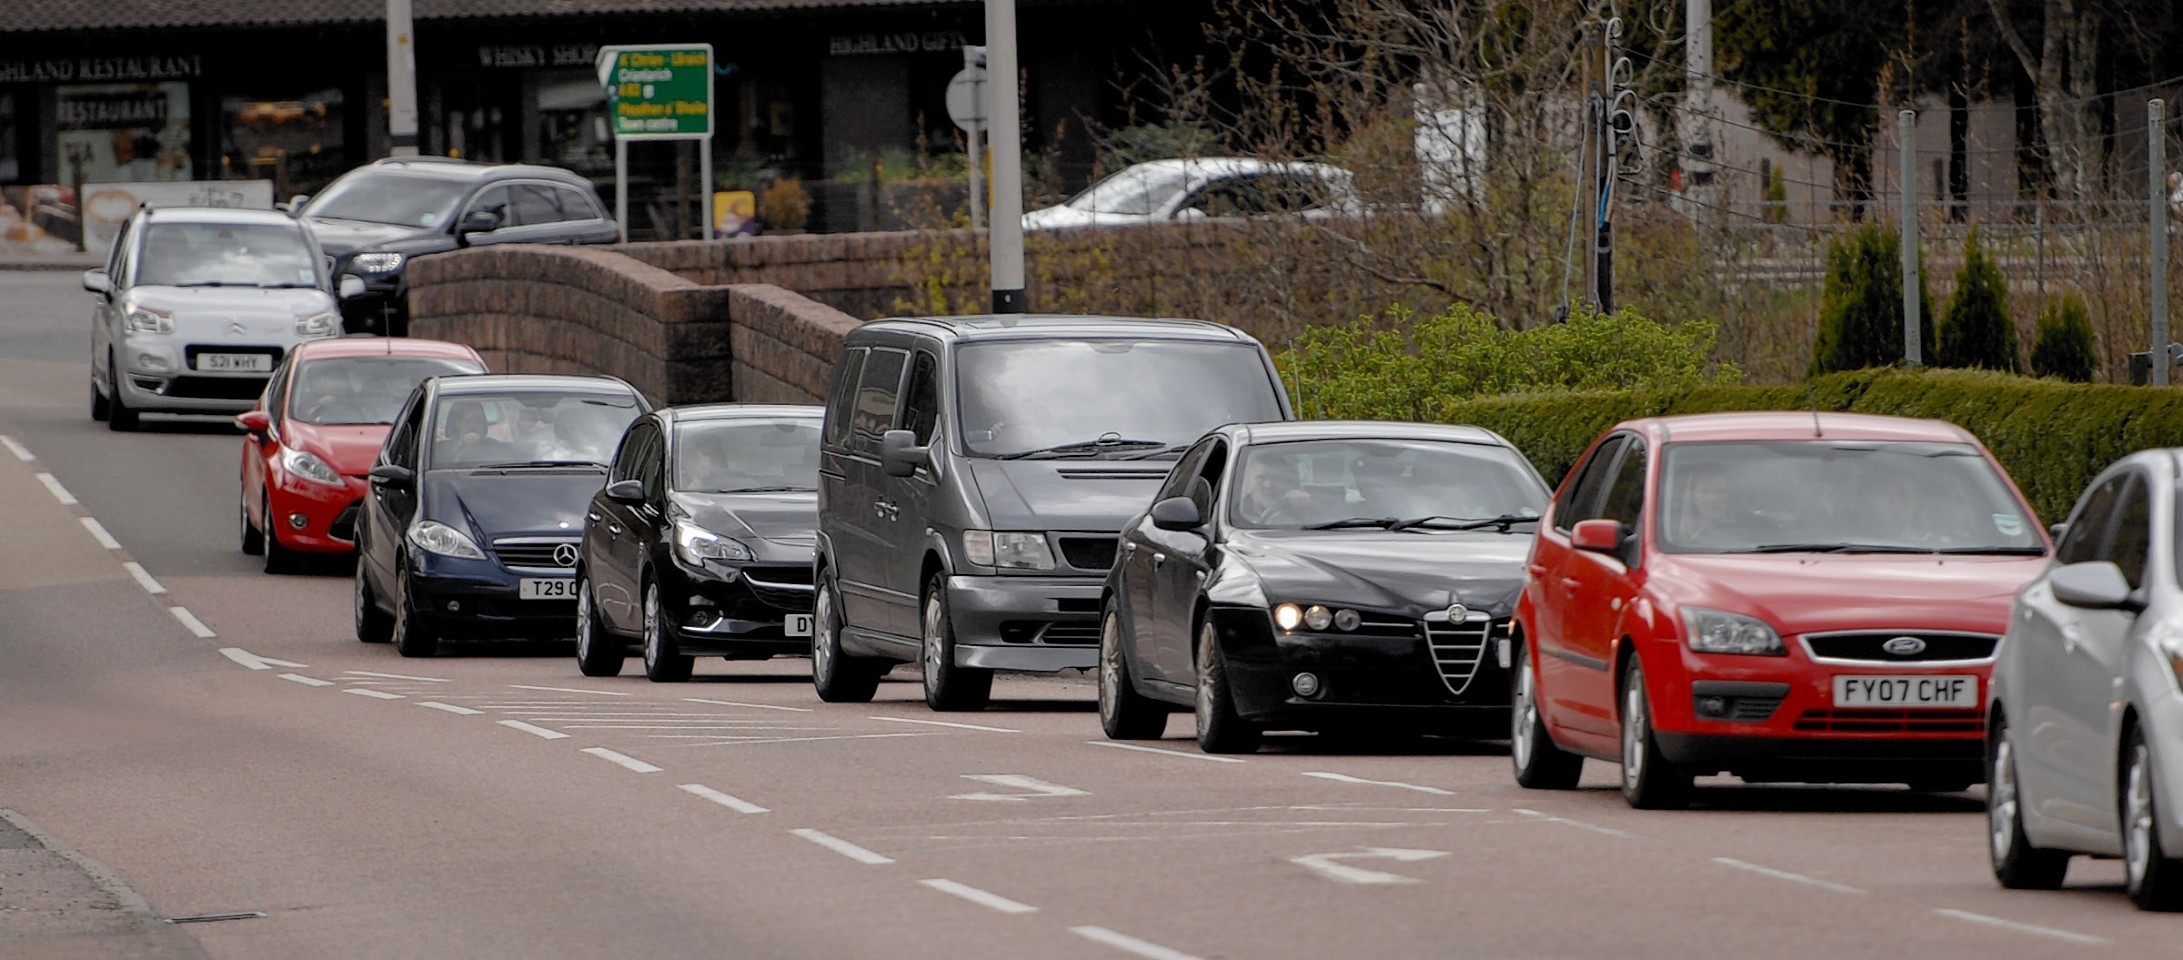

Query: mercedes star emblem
left=552, top=543, right=580, bottom=567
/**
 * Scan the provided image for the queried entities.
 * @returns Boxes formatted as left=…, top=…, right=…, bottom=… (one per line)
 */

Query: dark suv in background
left=297, top=157, right=619, bottom=336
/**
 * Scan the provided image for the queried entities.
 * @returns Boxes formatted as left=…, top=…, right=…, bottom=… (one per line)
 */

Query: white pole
left=985, top=0, right=1026, bottom=313
left=1899, top=109, right=1921, bottom=366
left=967, top=120, right=985, bottom=229
left=615, top=138, right=629, bottom=242
left=700, top=138, right=714, bottom=241
left=385, top=0, right=419, bottom=157
left=2153, top=98, right=2170, bottom=386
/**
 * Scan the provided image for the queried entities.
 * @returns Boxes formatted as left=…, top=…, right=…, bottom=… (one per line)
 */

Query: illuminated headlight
left=962, top=530, right=1054, bottom=571
left=407, top=520, right=485, bottom=560
left=279, top=447, right=344, bottom=487
left=294, top=309, right=340, bottom=337
left=349, top=252, right=405, bottom=274
left=122, top=305, right=174, bottom=335
left=674, top=521, right=752, bottom=566
left=1273, top=603, right=1303, bottom=631
left=1682, top=607, right=1786, bottom=656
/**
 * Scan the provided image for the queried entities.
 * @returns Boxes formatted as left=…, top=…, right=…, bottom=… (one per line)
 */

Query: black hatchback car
left=354, top=373, right=648, bottom=657
left=575, top=404, right=824, bottom=682
left=298, top=157, right=619, bottom=335
left=1099, top=421, right=1552, bottom=753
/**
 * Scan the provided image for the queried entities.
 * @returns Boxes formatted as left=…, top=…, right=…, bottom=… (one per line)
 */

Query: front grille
left=165, top=375, right=272, bottom=400
left=1792, top=709, right=1985, bottom=734
left=1804, top=632, right=1999, bottom=662
left=998, top=620, right=1099, bottom=644
left=1696, top=694, right=1786, bottom=722
left=329, top=500, right=362, bottom=542
left=493, top=539, right=577, bottom=570
left=1423, top=618, right=1494, bottom=696
left=1058, top=537, right=1118, bottom=570
left=741, top=565, right=812, bottom=585
left=742, top=574, right=814, bottom=613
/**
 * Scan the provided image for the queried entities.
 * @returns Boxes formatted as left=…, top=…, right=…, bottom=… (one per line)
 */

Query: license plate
left=519, top=578, right=577, bottom=600
left=1832, top=674, right=1977, bottom=708
left=197, top=353, right=271, bottom=373
left=786, top=613, right=814, bottom=637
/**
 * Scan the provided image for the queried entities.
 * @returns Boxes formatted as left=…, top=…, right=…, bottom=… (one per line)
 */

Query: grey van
left=812, top=315, right=1294, bottom=711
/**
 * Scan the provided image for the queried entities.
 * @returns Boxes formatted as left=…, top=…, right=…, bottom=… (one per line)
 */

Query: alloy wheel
left=812, top=583, right=836, bottom=678
left=1991, top=739, right=2021, bottom=865
left=1621, top=681, right=1647, bottom=790
left=576, top=582, right=596, bottom=662
left=1099, top=614, right=1124, bottom=727
left=644, top=584, right=662, bottom=670
left=1513, top=660, right=1538, bottom=769
left=2129, top=741, right=2156, bottom=890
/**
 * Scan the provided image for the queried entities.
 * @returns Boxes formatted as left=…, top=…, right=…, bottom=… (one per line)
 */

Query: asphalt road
left=1, top=268, right=2172, bottom=958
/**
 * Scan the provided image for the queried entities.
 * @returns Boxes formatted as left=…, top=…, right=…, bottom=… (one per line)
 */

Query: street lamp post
left=985, top=0, right=1026, bottom=313
left=386, top=0, right=419, bottom=157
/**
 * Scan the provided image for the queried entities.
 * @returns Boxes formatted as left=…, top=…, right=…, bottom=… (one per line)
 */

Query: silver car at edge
left=1988, top=448, right=2183, bottom=910
left=84, top=205, right=358, bottom=431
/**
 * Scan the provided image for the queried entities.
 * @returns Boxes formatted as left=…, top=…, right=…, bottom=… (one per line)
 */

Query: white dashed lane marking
left=790, top=828, right=894, bottom=865
left=1086, top=741, right=1245, bottom=763
left=120, top=562, right=164, bottom=595
left=1711, top=857, right=1864, bottom=894
left=1301, top=772, right=1453, bottom=795
left=507, top=684, right=630, bottom=696
left=419, top=701, right=484, bottom=716
left=279, top=674, right=334, bottom=687
left=0, top=435, right=32, bottom=461
left=344, top=670, right=450, bottom=683
left=1933, top=909, right=2105, bottom=945
left=170, top=608, right=217, bottom=639
left=35, top=472, right=77, bottom=506
left=679, top=784, right=769, bottom=814
left=345, top=688, right=405, bottom=701
left=79, top=517, right=120, bottom=549
left=870, top=716, right=1021, bottom=733
left=1511, top=808, right=1630, bottom=838
left=1071, top=926, right=1210, bottom=960
left=582, top=747, right=663, bottom=773
left=686, top=697, right=811, bottom=712
left=918, top=878, right=1038, bottom=914
left=498, top=720, right=571, bottom=740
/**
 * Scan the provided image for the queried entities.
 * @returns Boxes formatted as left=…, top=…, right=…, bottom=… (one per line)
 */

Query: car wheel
left=1194, top=620, right=1260, bottom=754
left=261, top=490, right=298, bottom=575
left=106, top=356, right=138, bottom=433
left=574, top=573, right=625, bottom=677
left=811, top=573, right=882, bottom=703
left=921, top=572, right=992, bottom=711
left=642, top=580, right=693, bottom=683
left=239, top=485, right=264, bottom=556
left=1988, top=715, right=2069, bottom=889
left=2124, top=728, right=2183, bottom=910
left=391, top=564, right=439, bottom=658
left=1098, top=602, right=1168, bottom=740
left=354, top=557, right=392, bottom=643
left=91, top=380, right=109, bottom=422
left=1619, top=659, right=1691, bottom=809
left=1511, top=640, right=1583, bottom=789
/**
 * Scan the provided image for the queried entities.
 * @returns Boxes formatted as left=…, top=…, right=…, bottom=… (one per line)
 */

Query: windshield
left=305, top=173, right=468, bottom=228
left=955, top=339, right=1283, bottom=459
left=287, top=356, right=484, bottom=425
left=135, top=222, right=319, bottom=288
left=1228, top=438, right=1548, bottom=529
left=1064, top=165, right=1193, bottom=216
left=1657, top=440, right=2044, bottom=554
left=432, top=392, right=640, bottom=468
left=673, top=419, right=822, bottom=493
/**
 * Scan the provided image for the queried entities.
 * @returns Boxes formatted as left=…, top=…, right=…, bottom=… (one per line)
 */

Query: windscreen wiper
left=1302, top=517, right=1401, bottom=530
left=1124, top=443, right=1195, bottom=460
left=1931, top=546, right=2049, bottom=555
left=1390, top=513, right=1540, bottom=532
left=707, top=485, right=816, bottom=493
left=997, top=437, right=1167, bottom=460
left=1745, top=542, right=1936, bottom=554
left=470, top=460, right=605, bottom=470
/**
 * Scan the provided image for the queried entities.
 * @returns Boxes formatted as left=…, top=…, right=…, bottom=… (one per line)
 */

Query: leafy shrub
left=1098, top=122, right=1220, bottom=167
left=1278, top=303, right=1743, bottom=420
left=1763, top=164, right=1788, bottom=223
left=1935, top=228, right=2019, bottom=372
left=1812, top=223, right=1933, bottom=375
left=2030, top=292, right=2098, bottom=382
left=759, top=178, right=811, bottom=233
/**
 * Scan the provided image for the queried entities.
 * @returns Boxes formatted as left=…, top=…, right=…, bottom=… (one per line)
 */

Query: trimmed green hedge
left=1435, top=368, right=2183, bottom=524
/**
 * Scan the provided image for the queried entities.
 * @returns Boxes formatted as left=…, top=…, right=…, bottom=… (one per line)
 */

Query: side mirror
left=2048, top=522, right=2068, bottom=543
left=82, top=269, right=111, bottom=296
left=880, top=429, right=928, bottom=478
left=1149, top=496, right=1203, bottom=531
left=2050, top=561, right=2141, bottom=612
left=604, top=479, right=645, bottom=504
left=287, top=194, right=311, bottom=216
left=234, top=410, right=271, bottom=438
left=338, top=274, right=367, bottom=299
left=455, top=209, right=501, bottom=241
left=368, top=463, right=415, bottom=488
left=1571, top=518, right=1624, bottom=553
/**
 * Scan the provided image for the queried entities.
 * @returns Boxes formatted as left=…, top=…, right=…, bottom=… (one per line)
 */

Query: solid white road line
left=685, top=697, right=812, bottom=712
left=79, top=517, right=120, bottom=550
left=344, top=670, right=450, bottom=682
left=217, top=647, right=305, bottom=670
left=680, top=733, right=935, bottom=747
left=279, top=673, right=334, bottom=687
left=679, top=783, right=769, bottom=814
left=1086, top=741, right=1246, bottom=763
left=581, top=747, right=663, bottom=773
left=508, top=684, right=630, bottom=696
left=0, top=435, right=32, bottom=461
left=1302, top=771, right=1455, bottom=796
left=870, top=716, right=1021, bottom=733
left=169, top=608, right=216, bottom=639
left=1071, top=926, right=1209, bottom=960
left=120, top=562, right=164, bottom=595
left=35, top=473, right=77, bottom=506
left=790, top=828, right=894, bottom=865
left=1712, top=857, right=1865, bottom=894
left=344, top=688, right=405, bottom=701
left=1933, top=909, right=2105, bottom=945
left=497, top=720, right=571, bottom=740
left=1511, top=808, right=1631, bottom=838
left=918, top=878, right=1039, bottom=914
left=419, top=701, right=484, bottom=716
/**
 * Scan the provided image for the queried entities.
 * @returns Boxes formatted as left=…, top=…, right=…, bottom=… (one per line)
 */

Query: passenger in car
left=1673, top=460, right=1737, bottom=546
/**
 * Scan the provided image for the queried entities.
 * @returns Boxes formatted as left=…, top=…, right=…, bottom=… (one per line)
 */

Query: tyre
left=1194, top=620, right=1260, bottom=754
left=1619, top=659, right=1691, bottom=809
left=261, top=490, right=298, bottom=574
left=1511, top=640, right=1583, bottom=789
left=921, top=572, right=991, bottom=711
left=2124, top=728, right=2183, bottom=910
left=810, top=572, right=882, bottom=703
left=105, top=355, right=138, bottom=432
left=354, top=558, right=392, bottom=643
left=1988, top=716, right=2069, bottom=889
left=1098, top=603, right=1168, bottom=740
left=91, top=380, right=109, bottom=422
left=391, top=565, right=439, bottom=658
left=642, top=580, right=693, bottom=683
left=239, top=486, right=264, bottom=556
left=573, top=573, right=625, bottom=677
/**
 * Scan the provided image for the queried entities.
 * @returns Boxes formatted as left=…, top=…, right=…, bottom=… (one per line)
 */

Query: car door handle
left=1559, top=578, right=1582, bottom=590
left=607, top=523, right=624, bottom=536
left=1527, top=564, right=1549, bottom=575
left=587, top=511, right=602, bottom=522
left=1152, top=553, right=1166, bottom=566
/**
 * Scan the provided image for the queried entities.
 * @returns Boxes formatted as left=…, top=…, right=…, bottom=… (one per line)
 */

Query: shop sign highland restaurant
left=0, top=55, right=204, bottom=84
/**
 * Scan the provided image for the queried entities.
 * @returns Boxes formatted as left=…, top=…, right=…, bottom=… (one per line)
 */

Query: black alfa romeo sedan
left=1099, top=421, right=1552, bottom=753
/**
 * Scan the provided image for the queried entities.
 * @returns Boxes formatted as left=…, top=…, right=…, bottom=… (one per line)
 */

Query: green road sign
left=597, top=44, right=713, bottom=139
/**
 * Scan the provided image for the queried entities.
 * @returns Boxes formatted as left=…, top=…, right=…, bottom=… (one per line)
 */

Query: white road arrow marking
left=219, top=647, right=306, bottom=671
left=1286, top=847, right=1450, bottom=885
left=950, top=774, right=1090, bottom=802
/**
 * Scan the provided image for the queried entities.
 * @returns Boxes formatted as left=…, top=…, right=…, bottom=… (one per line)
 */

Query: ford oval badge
left=1882, top=636, right=1928, bottom=657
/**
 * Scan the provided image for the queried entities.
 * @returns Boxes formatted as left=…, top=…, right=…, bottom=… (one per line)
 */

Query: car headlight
left=962, top=530, right=1054, bottom=571
left=674, top=521, right=753, bottom=566
left=1270, top=602, right=1360, bottom=633
left=407, top=520, right=486, bottom=560
left=123, top=305, right=174, bottom=335
left=294, top=309, right=340, bottom=337
left=279, top=447, right=345, bottom=487
left=349, top=252, right=405, bottom=274
left=1682, top=606, right=1786, bottom=656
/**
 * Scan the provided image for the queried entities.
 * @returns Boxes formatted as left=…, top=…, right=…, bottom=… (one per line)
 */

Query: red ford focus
left=1509, top=412, right=2051, bottom=808
left=237, top=337, right=485, bottom=572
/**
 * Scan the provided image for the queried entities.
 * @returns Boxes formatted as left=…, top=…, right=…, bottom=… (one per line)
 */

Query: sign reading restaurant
left=0, top=55, right=203, bottom=83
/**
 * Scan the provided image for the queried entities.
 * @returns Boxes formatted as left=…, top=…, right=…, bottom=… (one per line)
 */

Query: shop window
left=219, top=88, right=346, bottom=195
left=56, top=82, right=193, bottom=184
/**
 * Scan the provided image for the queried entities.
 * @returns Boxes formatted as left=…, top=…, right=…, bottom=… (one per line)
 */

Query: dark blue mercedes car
left=353, top=373, right=649, bottom=657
